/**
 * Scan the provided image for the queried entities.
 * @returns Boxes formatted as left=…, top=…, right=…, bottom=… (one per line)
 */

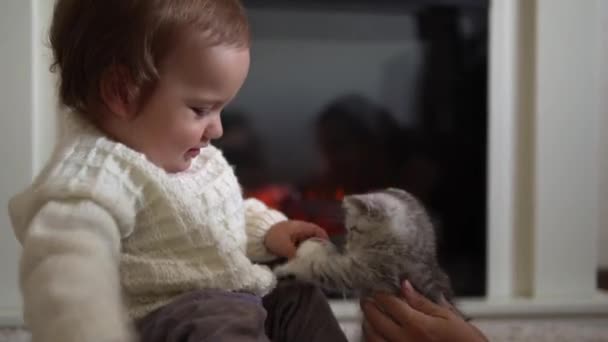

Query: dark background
left=218, top=0, right=490, bottom=297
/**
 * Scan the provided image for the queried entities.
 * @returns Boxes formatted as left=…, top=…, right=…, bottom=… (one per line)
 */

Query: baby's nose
left=206, top=116, right=223, bottom=140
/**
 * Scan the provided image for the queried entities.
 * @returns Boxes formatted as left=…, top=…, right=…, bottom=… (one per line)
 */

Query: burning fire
left=247, top=185, right=347, bottom=236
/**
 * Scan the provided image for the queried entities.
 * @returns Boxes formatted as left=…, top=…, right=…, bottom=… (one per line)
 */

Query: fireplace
left=218, top=0, right=490, bottom=297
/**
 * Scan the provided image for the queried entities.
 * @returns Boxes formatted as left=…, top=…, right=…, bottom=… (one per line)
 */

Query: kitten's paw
left=296, top=238, right=334, bottom=258
left=273, top=259, right=313, bottom=280
left=274, top=239, right=334, bottom=281
left=274, top=263, right=298, bottom=279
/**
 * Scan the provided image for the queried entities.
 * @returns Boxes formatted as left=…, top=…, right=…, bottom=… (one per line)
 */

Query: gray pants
left=136, top=280, right=348, bottom=342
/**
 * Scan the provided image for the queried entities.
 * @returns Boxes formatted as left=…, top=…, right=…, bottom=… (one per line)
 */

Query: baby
left=8, top=1, right=346, bottom=341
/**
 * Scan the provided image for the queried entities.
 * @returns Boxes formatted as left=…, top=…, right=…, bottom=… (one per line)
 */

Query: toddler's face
left=116, top=31, right=250, bottom=173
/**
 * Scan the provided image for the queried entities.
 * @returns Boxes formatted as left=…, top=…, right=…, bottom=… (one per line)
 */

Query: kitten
left=274, top=188, right=459, bottom=312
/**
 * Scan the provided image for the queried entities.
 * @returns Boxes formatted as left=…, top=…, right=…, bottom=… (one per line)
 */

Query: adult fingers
left=362, top=319, right=387, bottom=342
left=372, top=291, right=435, bottom=331
left=362, top=299, right=406, bottom=341
left=402, top=281, right=448, bottom=319
left=372, top=293, right=410, bottom=321
left=438, top=294, right=462, bottom=316
left=438, top=294, right=452, bottom=308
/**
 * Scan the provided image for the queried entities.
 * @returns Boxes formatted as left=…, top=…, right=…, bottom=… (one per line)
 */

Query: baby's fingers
left=296, top=223, right=328, bottom=239
left=313, top=226, right=329, bottom=239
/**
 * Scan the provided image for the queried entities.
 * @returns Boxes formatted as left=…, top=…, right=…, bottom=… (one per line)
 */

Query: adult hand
left=361, top=281, right=488, bottom=342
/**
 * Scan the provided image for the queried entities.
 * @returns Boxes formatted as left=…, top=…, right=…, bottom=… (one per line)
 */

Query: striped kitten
left=274, top=188, right=459, bottom=313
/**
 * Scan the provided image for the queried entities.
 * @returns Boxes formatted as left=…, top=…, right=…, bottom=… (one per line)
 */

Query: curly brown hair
left=49, top=0, right=250, bottom=115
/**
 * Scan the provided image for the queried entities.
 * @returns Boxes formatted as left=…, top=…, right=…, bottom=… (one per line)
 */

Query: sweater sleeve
left=243, top=198, right=288, bottom=262
left=19, top=199, right=135, bottom=342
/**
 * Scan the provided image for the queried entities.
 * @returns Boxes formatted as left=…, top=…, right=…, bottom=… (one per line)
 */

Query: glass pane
left=218, top=0, right=489, bottom=297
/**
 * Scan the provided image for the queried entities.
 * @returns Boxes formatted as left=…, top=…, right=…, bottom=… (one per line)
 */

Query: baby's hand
left=274, top=238, right=334, bottom=280
left=264, top=220, right=329, bottom=259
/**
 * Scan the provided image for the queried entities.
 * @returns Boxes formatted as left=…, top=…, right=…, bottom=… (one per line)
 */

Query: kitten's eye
left=349, top=226, right=363, bottom=234
left=368, top=206, right=385, bottom=220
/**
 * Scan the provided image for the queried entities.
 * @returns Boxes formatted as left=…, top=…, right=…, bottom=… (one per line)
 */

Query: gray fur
left=274, top=188, right=457, bottom=309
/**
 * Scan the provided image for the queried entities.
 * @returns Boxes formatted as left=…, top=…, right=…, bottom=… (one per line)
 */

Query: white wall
left=600, top=2, right=608, bottom=270
left=32, top=0, right=59, bottom=172
left=0, top=1, right=33, bottom=322
left=0, top=0, right=55, bottom=325
left=533, top=0, right=602, bottom=296
left=602, top=115, right=608, bottom=269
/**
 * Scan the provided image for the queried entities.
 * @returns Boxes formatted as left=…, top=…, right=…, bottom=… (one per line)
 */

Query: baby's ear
left=99, top=65, right=140, bottom=120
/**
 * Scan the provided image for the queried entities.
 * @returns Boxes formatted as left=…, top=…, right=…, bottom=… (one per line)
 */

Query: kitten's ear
left=344, top=195, right=368, bottom=213
left=384, top=188, right=412, bottom=201
left=344, top=195, right=387, bottom=219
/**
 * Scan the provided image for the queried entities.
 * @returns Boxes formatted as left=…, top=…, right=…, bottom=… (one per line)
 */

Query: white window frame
left=1, top=0, right=607, bottom=326
left=480, top=0, right=608, bottom=316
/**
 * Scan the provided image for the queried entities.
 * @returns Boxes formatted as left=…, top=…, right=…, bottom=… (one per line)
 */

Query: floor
left=3, top=271, right=607, bottom=342
left=344, top=317, right=608, bottom=341
left=3, top=317, right=608, bottom=342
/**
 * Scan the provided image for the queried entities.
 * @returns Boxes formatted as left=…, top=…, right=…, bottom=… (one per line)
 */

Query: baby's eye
left=190, top=107, right=212, bottom=117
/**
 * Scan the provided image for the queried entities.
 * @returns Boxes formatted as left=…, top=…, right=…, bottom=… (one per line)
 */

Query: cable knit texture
left=8, top=113, right=286, bottom=342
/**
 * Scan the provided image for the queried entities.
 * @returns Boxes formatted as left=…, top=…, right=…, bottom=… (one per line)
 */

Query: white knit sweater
left=8, top=115, right=286, bottom=342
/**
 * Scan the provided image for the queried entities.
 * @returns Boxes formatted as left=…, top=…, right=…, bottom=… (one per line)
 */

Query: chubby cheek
left=165, top=118, right=201, bottom=149
left=181, top=125, right=206, bottom=149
